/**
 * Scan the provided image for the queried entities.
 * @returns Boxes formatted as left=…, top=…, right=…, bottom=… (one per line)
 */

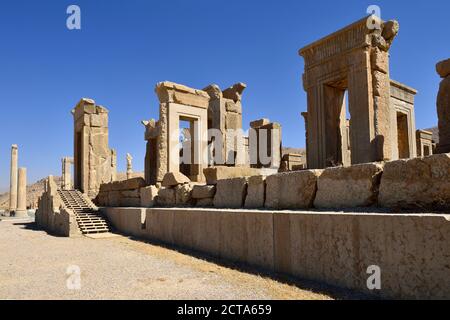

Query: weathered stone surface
left=195, top=198, right=214, bottom=207
left=90, top=114, right=108, bottom=127
left=157, top=187, right=176, bottom=206
left=120, top=197, right=141, bottom=207
left=314, top=163, right=383, bottom=208
left=192, top=185, right=216, bottom=199
left=140, top=185, right=158, bottom=208
left=121, top=190, right=140, bottom=198
left=203, top=166, right=261, bottom=185
left=382, top=20, right=399, bottom=41
left=175, top=184, right=193, bottom=205
left=225, top=100, right=241, bottom=114
left=155, top=81, right=210, bottom=109
left=250, top=118, right=270, bottom=128
left=437, top=77, right=450, bottom=153
left=73, top=98, right=116, bottom=199
left=225, top=112, right=241, bottom=130
left=107, top=207, right=450, bottom=299
left=265, top=170, right=322, bottom=209
left=371, top=48, right=388, bottom=74
left=436, top=58, right=450, bottom=78
left=213, top=177, right=248, bottom=208
left=244, top=175, right=266, bottom=209
left=222, top=83, right=247, bottom=102
left=299, top=18, right=398, bottom=168
left=161, top=172, right=191, bottom=187
left=106, top=177, right=146, bottom=191
left=379, top=153, right=450, bottom=209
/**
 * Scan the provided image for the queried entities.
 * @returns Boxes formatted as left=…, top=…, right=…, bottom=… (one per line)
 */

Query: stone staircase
left=58, top=190, right=111, bottom=234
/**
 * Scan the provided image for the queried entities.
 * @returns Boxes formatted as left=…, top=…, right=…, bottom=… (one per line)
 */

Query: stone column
left=126, top=153, right=133, bottom=179
left=9, top=144, right=18, bottom=213
left=15, top=167, right=28, bottom=217
left=436, top=58, right=450, bottom=153
left=61, top=157, right=74, bottom=190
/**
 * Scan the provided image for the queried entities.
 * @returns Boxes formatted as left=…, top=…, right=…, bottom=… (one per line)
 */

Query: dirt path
left=0, top=219, right=334, bottom=300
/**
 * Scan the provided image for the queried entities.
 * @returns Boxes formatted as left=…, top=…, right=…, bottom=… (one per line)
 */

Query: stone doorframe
left=155, top=82, right=210, bottom=182
left=299, top=17, right=399, bottom=169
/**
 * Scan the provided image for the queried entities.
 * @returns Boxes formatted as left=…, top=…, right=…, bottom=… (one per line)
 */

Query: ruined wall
left=203, top=83, right=246, bottom=166
left=72, top=98, right=117, bottom=199
left=35, top=176, right=81, bottom=237
left=102, top=206, right=450, bottom=299
left=96, top=177, right=157, bottom=208
left=436, top=58, right=450, bottom=153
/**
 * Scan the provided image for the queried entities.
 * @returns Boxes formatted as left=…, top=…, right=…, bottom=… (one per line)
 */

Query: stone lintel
left=155, top=81, right=210, bottom=109
left=298, top=16, right=377, bottom=67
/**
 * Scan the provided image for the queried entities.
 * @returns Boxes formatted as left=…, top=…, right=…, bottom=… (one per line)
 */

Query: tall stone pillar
left=9, top=144, right=18, bottom=213
left=72, top=98, right=116, bottom=198
left=126, top=153, right=133, bottom=179
left=61, top=157, right=74, bottom=190
left=15, top=167, right=28, bottom=217
left=436, top=58, right=450, bottom=153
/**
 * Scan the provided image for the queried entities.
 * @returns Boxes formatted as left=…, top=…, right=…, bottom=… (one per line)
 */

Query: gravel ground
left=0, top=219, right=338, bottom=300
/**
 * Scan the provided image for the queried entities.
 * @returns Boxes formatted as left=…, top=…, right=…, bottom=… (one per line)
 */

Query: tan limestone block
left=250, top=118, right=270, bottom=128
left=379, top=153, right=450, bottom=209
left=140, top=185, right=158, bottom=208
left=314, top=163, right=383, bottom=208
left=225, top=112, right=242, bottom=130
left=195, top=198, right=214, bottom=207
left=192, top=185, right=216, bottom=199
left=175, top=184, right=193, bottom=205
left=203, top=166, right=261, bottom=185
left=265, top=170, right=322, bottom=209
left=213, top=177, right=248, bottom=208
left=244, top=175, right=266, bottom=209
left=162, top=172, right=191, bottom=187
left=157, top=187, right=176, bottom=206
left=90, top=114, right=108, bottom=127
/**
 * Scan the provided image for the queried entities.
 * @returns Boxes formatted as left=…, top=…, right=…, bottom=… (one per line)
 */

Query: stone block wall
left=102, top=207, right=450, bottom=299
left=35, top=176, right=81, bottom=237
left=97, top=153, right=450, bottom=211
left=95, top=177, right=152, bottom=208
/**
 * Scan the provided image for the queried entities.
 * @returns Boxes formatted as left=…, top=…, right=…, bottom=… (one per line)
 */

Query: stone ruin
left=5, top=144, right=28, bottom=217
left=71, top=98, right=117, bottom=198
left=142, top=81, right=283, bottom=185
left=299, top=17, right=411, bottom=168
left=31, top=15, right=450, bottom=300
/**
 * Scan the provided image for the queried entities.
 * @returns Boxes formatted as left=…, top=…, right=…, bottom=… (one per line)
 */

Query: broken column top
left=71, top=98, right=109, bottom=118
left=222, top=83, right=247, bottom=102
left=203, top=82, right=248, bottom=103
left=11, top=144, right=18, bottom=149
left=250, top=118, right=271, bottom=128
left=155, top=81, right=210, bottom=108
left=436, top=58, right=450, bottom=78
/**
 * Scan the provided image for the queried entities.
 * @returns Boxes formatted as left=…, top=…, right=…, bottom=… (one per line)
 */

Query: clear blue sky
left=0, top=0, right=448, bottom=191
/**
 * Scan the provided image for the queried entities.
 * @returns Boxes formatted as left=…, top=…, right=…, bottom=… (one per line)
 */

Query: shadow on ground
left=124, top=233, right=378, bottom=300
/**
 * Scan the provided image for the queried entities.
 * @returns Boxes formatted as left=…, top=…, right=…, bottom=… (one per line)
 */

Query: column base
left=14, top=210, right=29, bottom=218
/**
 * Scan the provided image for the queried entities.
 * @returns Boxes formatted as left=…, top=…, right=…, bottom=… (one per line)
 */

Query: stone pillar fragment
left=249, top=119, right=282, bottom=169
left=15, top=167, right=28, bottom=217
left=436, top=58, right=450, bottom=153
left=61, top=157, right=74, bottom=190
left=126, top=153, right=133, bottom=179
left=9, top=144, right=18, bottom=213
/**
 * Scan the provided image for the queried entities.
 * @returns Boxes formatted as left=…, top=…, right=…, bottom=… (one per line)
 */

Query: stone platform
left=101, top=207, right=450, bottom=300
